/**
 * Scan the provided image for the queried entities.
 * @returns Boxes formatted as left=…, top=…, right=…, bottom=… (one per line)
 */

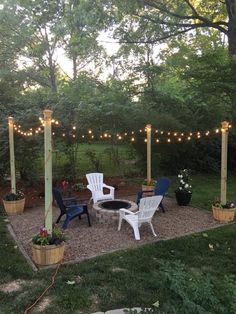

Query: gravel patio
left=7, top=194, right=225, bottom=267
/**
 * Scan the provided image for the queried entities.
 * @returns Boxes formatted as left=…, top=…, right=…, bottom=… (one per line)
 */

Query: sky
left=57, top=31, right=120, bottom=80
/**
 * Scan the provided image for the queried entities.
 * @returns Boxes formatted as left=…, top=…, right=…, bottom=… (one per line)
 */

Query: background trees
left=0, top=0, right=235, bottom=181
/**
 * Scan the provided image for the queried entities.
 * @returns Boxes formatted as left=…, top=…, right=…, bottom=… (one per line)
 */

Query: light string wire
left=12, top=117, right=232, bottom=144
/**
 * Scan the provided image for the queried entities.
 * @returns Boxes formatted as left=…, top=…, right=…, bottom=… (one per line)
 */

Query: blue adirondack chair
left=53, top=188, right=91, bottom=229
left=137, top=177, right=171, bottom=212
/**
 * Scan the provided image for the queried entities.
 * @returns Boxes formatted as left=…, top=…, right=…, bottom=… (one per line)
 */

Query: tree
left=109, top=1, right=234, bottom=56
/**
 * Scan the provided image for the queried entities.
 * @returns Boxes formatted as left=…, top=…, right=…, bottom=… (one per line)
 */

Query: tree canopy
left=0, top=0, right=236, bottom=178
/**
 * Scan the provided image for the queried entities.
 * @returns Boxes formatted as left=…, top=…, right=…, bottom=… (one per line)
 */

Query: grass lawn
left=52, top=142, right=141, bottom=177
left=0, top=174, right=236, bottom=313
left=167, top=173, right=236, bottom=210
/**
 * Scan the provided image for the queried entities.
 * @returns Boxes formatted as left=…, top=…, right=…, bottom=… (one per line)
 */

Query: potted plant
left=2, top=190, right=25, bottom=215
left=32, top=226, right=65, bottom=266
left=212, top=199, right=235, bottom=222
left=142, top=179, right=156, bottom=196
left=175, top=169, right=192, bottom=206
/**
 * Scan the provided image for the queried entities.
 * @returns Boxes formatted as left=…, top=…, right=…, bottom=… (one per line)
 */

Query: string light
left=12, top=116, right=231, bottom=145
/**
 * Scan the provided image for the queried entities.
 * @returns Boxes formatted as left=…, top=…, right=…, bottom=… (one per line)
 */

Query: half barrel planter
left=32, top=242, right=65, bottom=266
left=212, top=206, right=235, bottom=223
left=3, top=198, right=25, bottom=215
left=141, top=185, right=155, bottom=197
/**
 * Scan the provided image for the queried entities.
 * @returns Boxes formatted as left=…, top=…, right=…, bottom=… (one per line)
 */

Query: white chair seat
left=86, top=173, right=115, bottom=204
left=118, top=195, right=163, bottom=240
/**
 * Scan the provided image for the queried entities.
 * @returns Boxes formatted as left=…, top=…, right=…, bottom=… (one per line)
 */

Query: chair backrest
left=86, top=173, right=104, bottom=191
left=154, top=177, right=171, bottom=196
left=138, top=195, right=163, bottom=220
left=53, top=188, right=66, bottom=212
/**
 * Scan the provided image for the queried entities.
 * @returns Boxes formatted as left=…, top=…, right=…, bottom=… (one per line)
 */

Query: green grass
left=51, top=142, right=141, bottom=177
left=168, top=174, right=236, bottom=210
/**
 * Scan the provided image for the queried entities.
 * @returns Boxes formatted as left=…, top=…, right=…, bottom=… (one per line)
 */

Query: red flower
left=62, top=180, right=69, bottom=190
left=40, top=227, right=48, bottom=237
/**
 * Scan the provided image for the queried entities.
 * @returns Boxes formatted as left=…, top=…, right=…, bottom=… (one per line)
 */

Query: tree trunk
left=72, top=54, right=77, bottom=80
left=226, top=0, right=236, bottom=57
left=48, top=52, right=57, bottom=92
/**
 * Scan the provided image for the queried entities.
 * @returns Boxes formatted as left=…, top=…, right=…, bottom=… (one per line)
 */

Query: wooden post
left=44, top=109, right=53, bottom=234
left=146, top=124, right=152, bottom=183
left=8, top=117, right=16, bottom=194
left=220, top=121, right=229, bottom=205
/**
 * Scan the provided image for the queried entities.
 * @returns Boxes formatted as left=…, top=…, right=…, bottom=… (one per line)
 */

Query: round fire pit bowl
left=93, top=199, right=138, bottom=224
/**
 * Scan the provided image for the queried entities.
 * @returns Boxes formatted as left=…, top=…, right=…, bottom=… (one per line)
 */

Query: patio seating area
left=8, top=194, right=223, bottom=266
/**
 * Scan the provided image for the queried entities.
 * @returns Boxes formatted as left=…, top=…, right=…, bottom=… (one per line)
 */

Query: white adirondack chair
left=118, top=195, right=163, bottom=240
left=86, top=173, right=115, bottom=203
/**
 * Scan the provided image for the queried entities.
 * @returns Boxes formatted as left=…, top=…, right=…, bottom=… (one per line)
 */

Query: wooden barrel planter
left=142, top=185, right=155, bottom=197
left=3, top=198, right=25, bottom=215
left=32, top=242, right=65, bottom=266
left=212, top=206, right=235, bottom=223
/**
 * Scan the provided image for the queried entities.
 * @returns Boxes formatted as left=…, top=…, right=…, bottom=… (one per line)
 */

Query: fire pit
left=93, top=199, right=138, bottom=224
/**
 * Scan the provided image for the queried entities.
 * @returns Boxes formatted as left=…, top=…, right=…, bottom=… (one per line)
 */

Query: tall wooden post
left=44, top=109, right=53, bottom=234
left=220, top=121, right=229, bottom=205
left=8, top=117, right=16, bottom=194
left=146, top=124, right=152, bottom=183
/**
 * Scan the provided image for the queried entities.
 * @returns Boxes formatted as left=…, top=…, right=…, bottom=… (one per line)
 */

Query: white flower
left=179, top=175, right=183, bottom=178
left=185, top=184, right=189, bottom=188
left=179, top=187, right=182, bottom=190
left=180, top=180, right=184, bottom=184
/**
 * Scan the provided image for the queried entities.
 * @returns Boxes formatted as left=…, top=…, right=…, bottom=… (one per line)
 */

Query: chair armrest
left=66, top=204, right=88, bottom=209
left=103, top=184, right=115, bottom=191
left=87, top=184, right=94, bottom=192
left=63, top=196, right=78, bottom=205
left=119, top=208, right=138, bottom=215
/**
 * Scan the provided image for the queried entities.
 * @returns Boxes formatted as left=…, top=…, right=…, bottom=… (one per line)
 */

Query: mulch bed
left=7, top=193, right=224, bottom=267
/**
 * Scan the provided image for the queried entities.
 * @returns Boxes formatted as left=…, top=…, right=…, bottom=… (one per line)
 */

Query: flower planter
left=212, top=206, right=235, bottom=223
left=3, top=198, right=25, bottom=215
left=175, top=191, right=192, bottom=206
left=32, top=242, right=65, bottom=266
left=142, top=185, right=155, bottom=197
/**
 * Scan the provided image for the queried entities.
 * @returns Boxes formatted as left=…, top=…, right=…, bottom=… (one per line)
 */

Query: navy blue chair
left=53, top=188, right=91, bottom=229
left=137, top=177, right=171, bottom=212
